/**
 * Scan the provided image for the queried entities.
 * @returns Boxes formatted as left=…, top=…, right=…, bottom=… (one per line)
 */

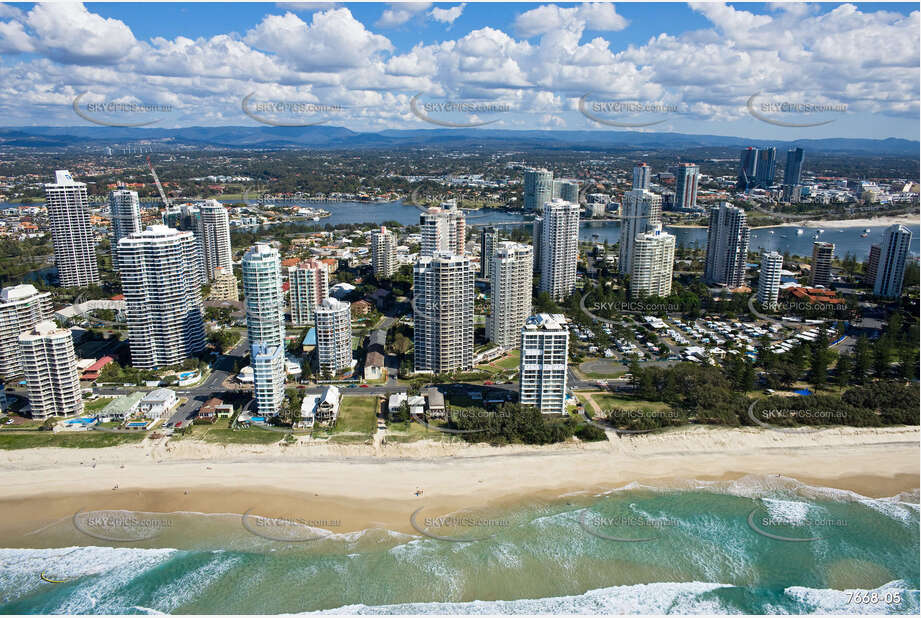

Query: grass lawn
left=84, top=398, right=114, bottom=412
left=0, top=432, right=146, bottom=450
left=474, top=363, right=504, bottom=375
left=197, top=427, right=284, bottom=445
left=332, top=396, right=378, bottom=436
left=386, top=421, right=459, bottom=443
left=589, top=394, right=673, bottom=413
left=494, top=351, right=521, bottom=370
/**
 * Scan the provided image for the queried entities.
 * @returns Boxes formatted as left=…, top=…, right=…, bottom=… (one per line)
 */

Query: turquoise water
left=1, top=477, right=917, bottom=614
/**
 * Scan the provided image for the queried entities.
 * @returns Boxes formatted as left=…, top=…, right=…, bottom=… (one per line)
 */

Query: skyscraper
left=288, top=259, right=329, bottom=326
left=619, top=189, right=662, bottom=275
left=371, top=226, right=397, bottom=279
left=757, top=251, right=784, bottom=307
left=488, top=242, right=533, bottom=349
left=242, top=244, right=285, bottom=351
left=108, top=189, right=141, bottom=272
left=315, top=297, right=353, bottom=376
left=674, top=163, right=699, bottom=211
left=44, top=170, right=99, bottom=288
left=811, top=242, right=835, bottom=287
left=632, top=163, right=651, bottom=190
left=18, top=321, right=83, bottom=419
left=864, top=244, right=881, bottom=285
left=630, top=226, right=676, bottom=298
left=413, top=252, right=474, bottom=373
left=251, top=342, right=285, bottom=417
left=524, top=168, right=553, bottom=211
left=737, top=147, right=758, bottom=192
left=209, top=266, right=239, bottom=302
left=420, top=202, right=466, bottom=257
left=479, top=226, right=499, bottom=278
left=874, top=224, right=913, bottom=298
left=0, top=285, right=52, bottom=380
left=704, top=203, right=751, bottom=288
left=783, top=147, right=805, bottom=186
left=552, top=179, right=580, bottom=203
left=519, top=313, right=569, bottom=416
left=755, top=147, right=777, bottom=188
left=538, top=199, right=580, bottom=301
left=197, top=200, right=232, bottom=281
left=119, top=226, right=206, bottom=369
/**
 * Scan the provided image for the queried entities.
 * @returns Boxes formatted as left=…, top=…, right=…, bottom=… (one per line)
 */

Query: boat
left=312, top=216, right=320, bottom=221
left=769, top=230, right=775, bottom=235
left=864, top=228, right=871, bottom=233
left=795, top=229, right=803, bottom=235
left=860, top=232, right=869, bottom=238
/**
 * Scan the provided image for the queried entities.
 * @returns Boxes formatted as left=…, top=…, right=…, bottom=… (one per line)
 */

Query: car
left=483, top=380, right=494, bottom=385
left=359, top=384, right=369, bottom=388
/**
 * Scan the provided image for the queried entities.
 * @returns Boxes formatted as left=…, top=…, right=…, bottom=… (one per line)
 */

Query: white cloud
left=275, top=2, right=339, bottom=12
left=25, top=2, right=138, bottom=64
left=513, top=3, right=628, bottom=38
left=0, top=3, right=23, bottom=19
left=375, top=3, right=431, bottom=28
left=0, top=20, right=33, bottom=53
left=429, top=4, right=465, bottom=26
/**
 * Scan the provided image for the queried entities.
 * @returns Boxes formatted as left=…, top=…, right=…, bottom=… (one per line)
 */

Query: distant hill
left=0, top=125, right=916, bottom=156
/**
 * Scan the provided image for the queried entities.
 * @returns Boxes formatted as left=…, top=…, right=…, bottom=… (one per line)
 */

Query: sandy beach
left=0, top=425, right=917, bottom=545
left=667, top=213, right=920, bottom=230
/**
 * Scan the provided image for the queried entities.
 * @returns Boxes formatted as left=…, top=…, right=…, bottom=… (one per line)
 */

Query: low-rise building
left=138, top=388, right=177, bottom=418
left=422, top=387, right=446, bottom=418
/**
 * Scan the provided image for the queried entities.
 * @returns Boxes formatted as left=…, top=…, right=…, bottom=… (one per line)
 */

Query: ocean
left=0, top=477, right=917, bottom=614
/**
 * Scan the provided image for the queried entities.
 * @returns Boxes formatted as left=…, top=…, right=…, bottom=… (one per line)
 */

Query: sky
left=0, top=2, right=918, bottom=140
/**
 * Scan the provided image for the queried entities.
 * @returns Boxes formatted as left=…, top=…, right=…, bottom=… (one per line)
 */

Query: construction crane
left=146, top=156, right=171, bottom=209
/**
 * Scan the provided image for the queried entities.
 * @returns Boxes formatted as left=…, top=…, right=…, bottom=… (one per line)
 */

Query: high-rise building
left=288, top=260, right=329, bottom=326
left=108, top=189, right=141, bottom=272
left=782, top=184, right=804, bottom=203
left=674, top=163, right=699, bottom=211
left=524, top=168, right=553, bottom=211
left=532, top=216, right=543, bottom=274
left=479, top=227, right=499, bottom=278
left=242, top=244, right=285, bottom=351
left=18, top=321, right=83, bottom=419
left=0, top=285, right=52, bottom=380
left=371, top=226, right=397, bottom=279
left=737, top=147, right=758, bottom=192
left=315, top=297, right=353, bottom=376
left=519, top=313, right=569, bottom=416
left=44, top=170, right=99, bottom=288
left=704, top=203, right=751, bottom=288
left=632, top=163, right=651, bottom=190
left=783, top=147, right=805, bottom=187
left=488, top=242, right=533, bottom=349
left=197, top=200, right=232, bottom=281
left=209, top=266, right=239, bottom=302
left=420, top=202, right=466, bottom=257
left=119, top=225, right=206, bottom=369
left=619, top=189, right=662, bottom=275
left=630, top=226, right=676, bottom=298
left=552, top=179, right=580, bottom=203
left=755, top=147, right=777, bottom=188
left=538, top=199, right=580, bottom=301
left=251, top=342, right=285, bottom=417
left=757, top=251, right=784, bottom=307
left=811, top=242, right=835, bottom=287
left=413, top=252, right=474, bottom=373
left=864, top=244, right=881, bottom=285
left=874, top=224, right=913, bottom=298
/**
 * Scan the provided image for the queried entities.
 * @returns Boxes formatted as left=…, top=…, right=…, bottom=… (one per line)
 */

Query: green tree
left=852, top=337, right=871, bottom=384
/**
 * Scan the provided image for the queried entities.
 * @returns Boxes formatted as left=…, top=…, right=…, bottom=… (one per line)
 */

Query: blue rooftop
left=303, top=328, right=317, bottom=346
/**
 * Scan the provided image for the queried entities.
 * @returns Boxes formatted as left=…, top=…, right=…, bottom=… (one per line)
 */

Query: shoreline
left=666, top=213, right=920, bottom=230
left=0, top=425, right=916, bottom=546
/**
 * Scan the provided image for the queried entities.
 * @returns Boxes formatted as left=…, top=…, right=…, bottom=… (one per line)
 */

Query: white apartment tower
left=315, top=297, right=353, bottom=376
left=118, top=225, right=206, bottom=369
left=552, top=179, right=580, bottom=203
left=811, top=242, right=835, bottom=287
left=0, top=285, right=52, bottom=380
left=704, top=202, right=751, bottom=288
left=197, top=200, right=233, bottom=281
left=44, top=170, right=99, bottom=287
left=632, top=163, right=651, bottom=190
left=619, top=189, right=662, bottom=275
left=420, top=203, right=466, bottom=257
left=251, top=342, right=285, bottom=417
left=289, top=260, right=329, bottom=326
left=108, top=189, right=142, bottom=272
left=630, top=226, right=676, bottom=298
left=371, top=226, right=397, bottom=279
left=242, top=244, right=285, bottom=351
left=519, top=313, right=569, bottom=415
left=488, top=242, right=533, bottom=349
left=524, top=168, right=553, bottom=211
left=18, top=321, right=83, bottom=419
left=413, top=252, right=474, bottom=373
left=674, top=163, right=699, bottom=211
left=757, top=251, right=784, bottom=307
left=874, top=224, right=913, bottom=298
left=538, top=199, right=580, bottom=301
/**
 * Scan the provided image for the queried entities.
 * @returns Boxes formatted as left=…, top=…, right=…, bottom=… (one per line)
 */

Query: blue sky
left=0, top=2, right=918, bottom=139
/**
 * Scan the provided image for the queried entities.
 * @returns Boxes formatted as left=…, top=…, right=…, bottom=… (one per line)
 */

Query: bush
left=575, top=424, right=608, bottom=442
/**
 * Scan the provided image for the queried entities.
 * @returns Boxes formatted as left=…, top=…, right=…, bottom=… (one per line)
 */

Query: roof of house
left=365, top=351, right=384, bottom=367
left=422, top=387, right=445, bottom=408
left=142, top=388, right=176, bottom=403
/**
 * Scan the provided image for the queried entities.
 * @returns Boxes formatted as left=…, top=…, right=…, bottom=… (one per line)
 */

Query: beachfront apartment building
left=874, top=224, right=913, bottom=299
left=552, top=179, right=580, bottom=203
left=371, top=226, right=397, bottom=279
left=251, top=342, right=285, bottom=417
left=758, top=251, right=784, bottom=307
left=209, top=266, right=239, bottom=302
left=243, top=244, right=285, bottom=351
left=118, top=226, right=206, bottom=369
left=18, top=321, right=83, bottom=419
left=631, top=226, right=676, bottom=299
left=704, top=202, right=751, bottom=288
left=619, top=189, right=662, bottom=275
left=674, top=163, right=699, bottom=211
left=315, top=297, right=353, bottom=376
left=524, top=168, right=553, bottom=211
left=413, top=252, right=474, bottom=373
left=538, top=198, right=580, bottom=301
left=289, top=259, right=329, bottom=326
left=479, top=226, right=499, bottom=279
left=488, top=242, right=533, bottom=349
left=519, top=313, right=569, bottom=415
left=108, top=189, right=142, bottom=272
left=44, top=170, right=99, bottom=288
left=811, top=242, right=835, bottom=288
left=420, top=202, right=466, bottom=257
left=0, top=284, right=52, bottom=380
left=197, top=200, right=233, bottom=281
